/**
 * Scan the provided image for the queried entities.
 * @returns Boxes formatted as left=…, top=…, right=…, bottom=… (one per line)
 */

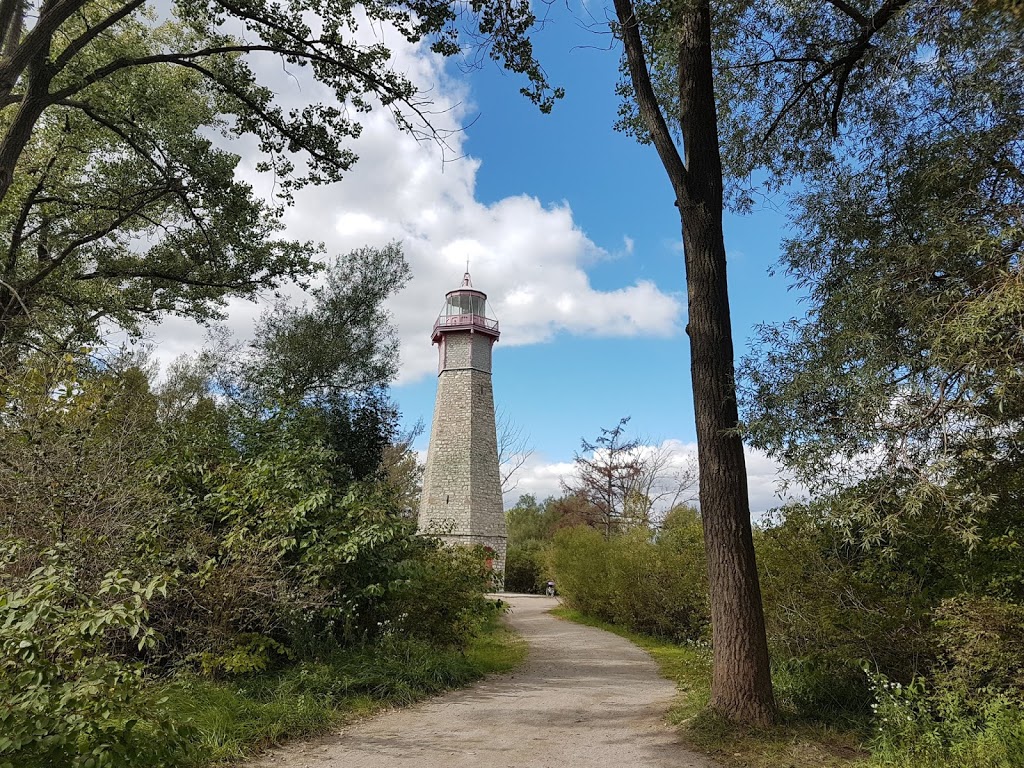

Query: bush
left=933, top=596, right=1024, bottom=702
left=550, top=514, right=709, bottom=643
left=380, top=542, right=500, bottom=648
left=772, top=655, right=873, bottom=723
left=868, top=671, right=1024, bottom=768
left=0, top=546, right=185, bottom=768
left=755, top=505, right=933, bottom=680
left=504, top=543, right=549, bottom=594
left=0, top=356, right=504, bottom=764
left=549, top=526, right=610, bottom=618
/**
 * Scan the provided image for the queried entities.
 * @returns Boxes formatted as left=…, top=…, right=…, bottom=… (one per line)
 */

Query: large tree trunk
left=612, top=0, right=776, bottom=725
left=677, top=4, right=776, bottom=727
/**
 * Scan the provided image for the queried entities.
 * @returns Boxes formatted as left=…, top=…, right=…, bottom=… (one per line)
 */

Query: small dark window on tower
left=446, top=495, right=450, bottom=504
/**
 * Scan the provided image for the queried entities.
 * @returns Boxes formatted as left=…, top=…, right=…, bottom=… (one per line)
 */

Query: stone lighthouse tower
left=418, top=270, right=507, bottom=578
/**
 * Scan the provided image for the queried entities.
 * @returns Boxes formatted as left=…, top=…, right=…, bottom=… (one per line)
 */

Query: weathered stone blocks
left=419, top=328, right=507, bottom=583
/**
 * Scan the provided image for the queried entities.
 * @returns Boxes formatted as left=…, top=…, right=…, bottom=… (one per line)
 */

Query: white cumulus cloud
left=140, top=19, right=682, bottom=383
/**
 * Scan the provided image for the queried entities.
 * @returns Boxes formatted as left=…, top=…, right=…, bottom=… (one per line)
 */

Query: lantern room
left=431, top=271, right=500, bottom=343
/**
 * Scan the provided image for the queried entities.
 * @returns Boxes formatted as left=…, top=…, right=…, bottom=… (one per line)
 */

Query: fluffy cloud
left=142, top=21, right=682, bottom=383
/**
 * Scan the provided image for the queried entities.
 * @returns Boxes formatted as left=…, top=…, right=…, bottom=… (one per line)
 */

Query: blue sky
left=148, top=4, right=806, bottom=513
left=391, top=9, right=804, bottom=509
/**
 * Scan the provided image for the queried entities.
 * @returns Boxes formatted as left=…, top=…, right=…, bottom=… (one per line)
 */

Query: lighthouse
left=418, top=270, right=507, bottom=580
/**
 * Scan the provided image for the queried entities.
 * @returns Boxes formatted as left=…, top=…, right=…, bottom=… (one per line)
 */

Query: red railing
left=432, top=313, right=499, bottom=335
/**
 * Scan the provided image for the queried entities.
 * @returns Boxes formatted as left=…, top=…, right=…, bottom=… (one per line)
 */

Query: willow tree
left=607, top=0, right=936, bottom=724
left=742, top=1, right=1023, bottom=571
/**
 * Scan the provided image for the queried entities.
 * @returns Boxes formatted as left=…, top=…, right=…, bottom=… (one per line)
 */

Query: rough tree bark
left=612, top=0, right=777, bottom=725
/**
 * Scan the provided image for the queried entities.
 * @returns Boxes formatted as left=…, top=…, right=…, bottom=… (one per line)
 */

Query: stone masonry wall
left=419, top=330, right=507, bottom=583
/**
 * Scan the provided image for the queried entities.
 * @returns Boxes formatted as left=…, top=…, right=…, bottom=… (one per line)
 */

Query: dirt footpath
left=248, top=594, right=717, bottom=768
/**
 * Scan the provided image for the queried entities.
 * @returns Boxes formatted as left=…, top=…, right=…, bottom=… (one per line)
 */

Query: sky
left=145, top=4, right=808, bottom=516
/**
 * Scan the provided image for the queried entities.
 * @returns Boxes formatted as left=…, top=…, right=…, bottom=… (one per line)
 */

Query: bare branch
left=496, top=406, right=534, bottom=494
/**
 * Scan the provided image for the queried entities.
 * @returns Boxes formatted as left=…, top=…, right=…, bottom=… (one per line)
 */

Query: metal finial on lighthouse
left=418, top=270, right=506, bottom=584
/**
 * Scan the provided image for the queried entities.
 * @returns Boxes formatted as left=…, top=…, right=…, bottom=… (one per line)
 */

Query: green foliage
left=933, top=597, right=1024, bottom=700
left=504, top=542, right=549, bottom=594
left=0, top=354, right=167, bottom=564
left=771, top=656, right=873, bottom=726
left=0, top=546, right=184, bottom=768
left=505, top=494, right=561, bottom=546
left=550, top=518, right=709, bottom=642
left=739, top=0, right=1024, bottom=555
left=198, top=634, right=291, bottom=678
left=0, top=13, right=317, bottom=365
left=242, top=244, right=410, bottom=402
left=380, top=543, right=502, bottom=648
left=755, top=503, right=1024, bottom=758
left=755, top=505, right=934, bottom=681
left=1, top=0, right=560, bottom=366
left=867, top=672, right=1024, bottom=768
left=549, top=526, right=608, bottom=616
left=504, top=494, right=560, bottom=593
left=0, top=242, right=502, bottom=763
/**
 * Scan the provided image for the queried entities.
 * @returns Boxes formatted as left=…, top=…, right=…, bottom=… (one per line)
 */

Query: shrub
left=504, top=543, right=549, bottom=594
left=380, top=542, right=500, bottom=649
left=772, top=655, right=873, bottom=723
left=756, top=505, right=933, bottom=679
left=0, top=546, right=185, bottom=768
left=868, top=670, right=1024, bottom=768
left=549, top=526, right=611, bottom=618
left=933, top=596, right=1024, bottom=702
left=550, top=517, right=709, bottom=643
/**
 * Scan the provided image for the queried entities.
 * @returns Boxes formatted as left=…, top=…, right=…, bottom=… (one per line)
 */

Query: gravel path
left=248, top=594, right=717, bottom=768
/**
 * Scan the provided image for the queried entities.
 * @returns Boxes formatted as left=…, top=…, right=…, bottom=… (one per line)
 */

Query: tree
left=496, top=406, right=534, bottom=494
left=380, top=420, right=425, bottom=517
left=626, top=441, right=698, bottom=529
left=241, top=242, right=410, bottom=403
left=603, top=0, right=952, bottom=724
left=563, top=417, right=644, bottom=539
left=561, top=418, right=695, bottom=535
left=741, top=0, right=1024, bottom=560
left=505, top=494, right=560, bottom=545
left=610, top=0, right=775, bottom=722
left=0, top=0, right=560, bottom=367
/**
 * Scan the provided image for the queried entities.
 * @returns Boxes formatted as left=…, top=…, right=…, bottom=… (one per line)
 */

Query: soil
left=246, top=594, right=719, bottom=768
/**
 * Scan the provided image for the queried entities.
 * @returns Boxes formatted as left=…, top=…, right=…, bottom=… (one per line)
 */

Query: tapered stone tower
left=418, top=271, right=506, bottom=579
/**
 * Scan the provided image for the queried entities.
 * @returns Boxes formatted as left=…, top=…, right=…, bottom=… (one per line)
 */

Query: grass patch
left=550, top=607, right=869, bottom=768
left=160, top=615, right=527, bottom=766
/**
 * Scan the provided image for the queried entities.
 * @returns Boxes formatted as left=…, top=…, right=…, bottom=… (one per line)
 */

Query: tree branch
left=761, top=0, right=914, bottom=144
left=822, top=0, right=869, bottom=26
left=59, top=98, right=218, bottom=251
left=611, top=0, right=688, bottom=197
left=0, top=0, right=87, bottom=100
left=52, top=0, right=146, bottom=70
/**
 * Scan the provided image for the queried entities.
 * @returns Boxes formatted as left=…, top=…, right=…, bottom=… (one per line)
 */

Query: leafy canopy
left=0, top=0, right=560, bottom=365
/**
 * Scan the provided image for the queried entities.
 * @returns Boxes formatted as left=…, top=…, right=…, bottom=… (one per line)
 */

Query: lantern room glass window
left=444, top=292, right=485, bottom=317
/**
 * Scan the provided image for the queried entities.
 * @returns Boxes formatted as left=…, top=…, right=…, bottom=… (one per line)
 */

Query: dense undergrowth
left=0, top=349, right=510, bottom=767
left=0, top=246, right=521, bottom=768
